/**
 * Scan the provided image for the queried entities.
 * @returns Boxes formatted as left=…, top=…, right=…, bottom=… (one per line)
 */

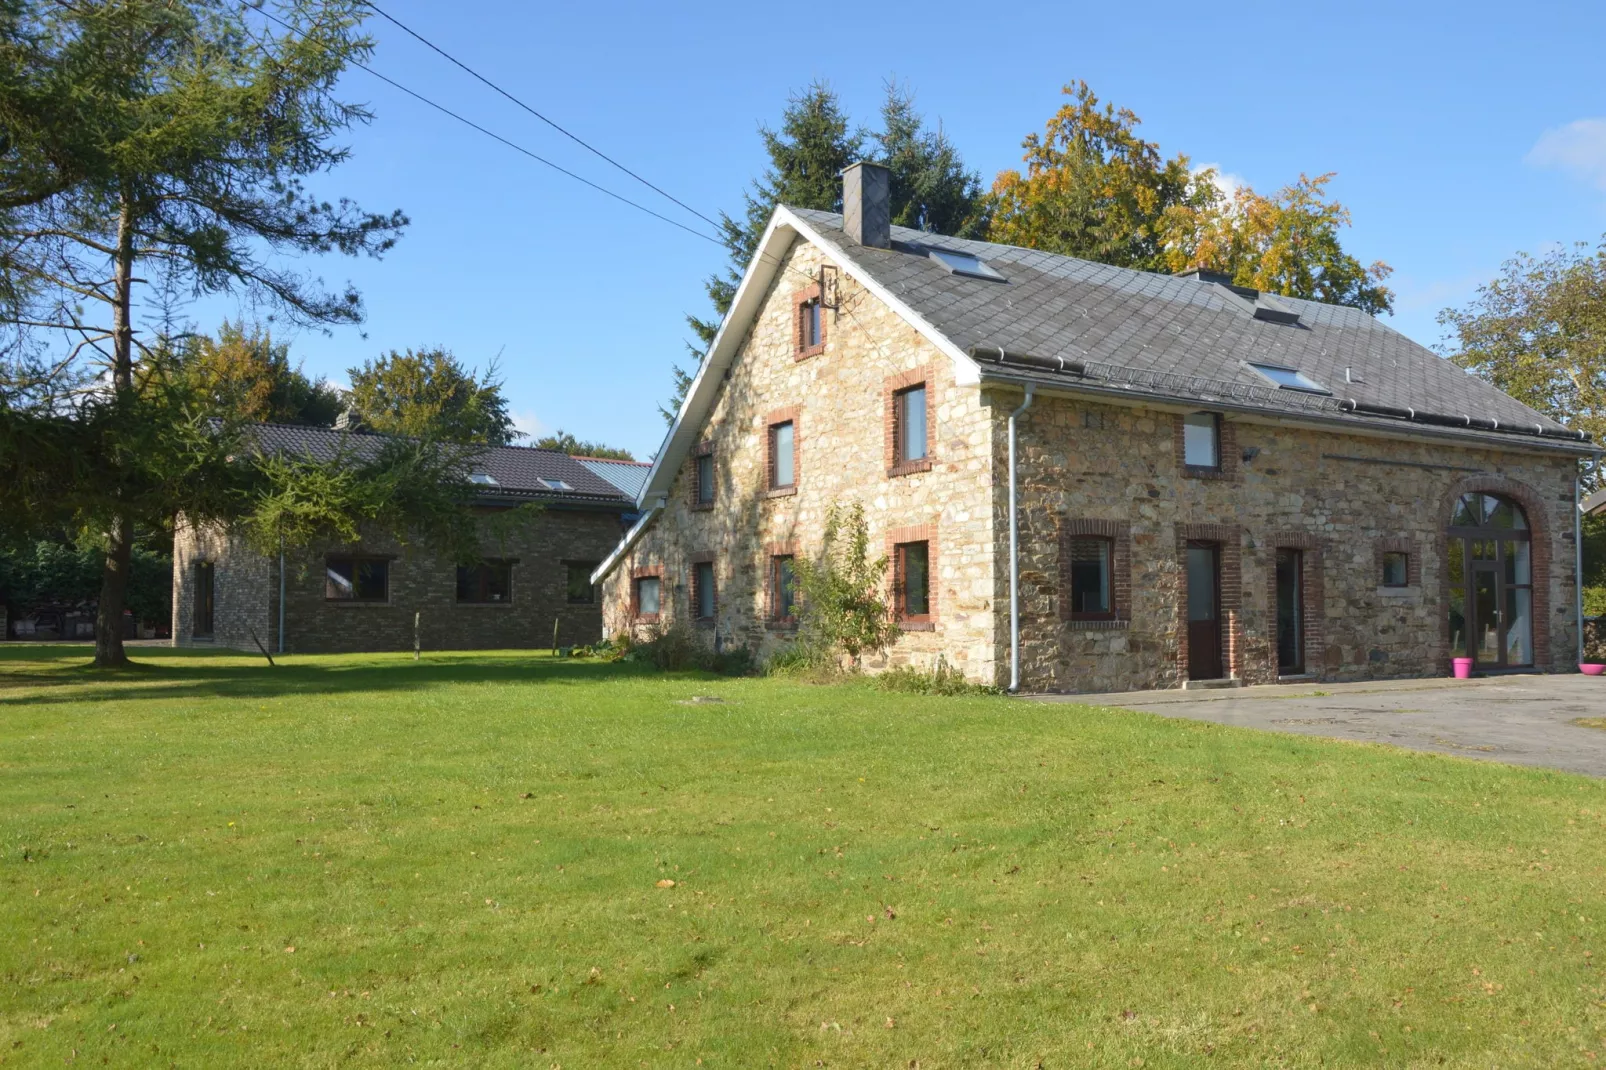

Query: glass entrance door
left=1447, top=493, right=1534, bottom=671
left=1275, top=549, right=1304, bottom=674
left=1186, top=542, right=1223, bottom=680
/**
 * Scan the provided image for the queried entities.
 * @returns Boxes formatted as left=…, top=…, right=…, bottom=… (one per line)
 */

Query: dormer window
left=928, top=247, right=1005, bottom=281
left=468, top=472, right=499, bottom=487
left=537, top=477, right=573, bottom=492
left=1248, top=362, right=1329, bottom=395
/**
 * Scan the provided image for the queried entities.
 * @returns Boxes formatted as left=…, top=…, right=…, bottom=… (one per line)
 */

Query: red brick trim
left=1057, top=517, right=1132, bottom=624
left=766, top=541, right=799, bottom=628
left=629, top=565, right=663, bottom=623
left=1175, top=523, right=1243, bottom=680
left=1375, top=536, right=1421, bottom=588
left=887, top=522, right=938, bottom=631
left=689, top=440, right=716, bottom=511
left=687, top=551, right=717, bottom=624
left=793, top=285, right=827, bottom=361
left=1437, top=477, right=1553, bottom=671
left=1267, top=532, right=1325, bottom=680
left=765, top=405, right=801, bottom=496
left=883, top=365, right=937, bottom=478
left=1174, top=412, right=1239, bottom=481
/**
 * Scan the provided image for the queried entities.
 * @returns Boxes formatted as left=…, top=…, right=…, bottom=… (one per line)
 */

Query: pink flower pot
left=1581, top=663, right=1606, bottom=677
left=1452, top=657, right=1474, bottom=680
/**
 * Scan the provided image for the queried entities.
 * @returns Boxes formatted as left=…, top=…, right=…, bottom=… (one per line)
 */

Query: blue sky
left=182, top=0, right=1606, bottom=460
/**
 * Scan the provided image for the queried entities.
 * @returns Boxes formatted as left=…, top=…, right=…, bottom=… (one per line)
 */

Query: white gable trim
left=591, top=205, right=983, bottom=582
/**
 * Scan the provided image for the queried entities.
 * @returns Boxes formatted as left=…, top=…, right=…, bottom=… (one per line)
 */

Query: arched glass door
left=1447, top=493, right=1533, bottom=670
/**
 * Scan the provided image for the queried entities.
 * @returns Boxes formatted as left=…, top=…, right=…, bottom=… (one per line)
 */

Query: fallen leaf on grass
left=656, top=879, right=676, bottom=889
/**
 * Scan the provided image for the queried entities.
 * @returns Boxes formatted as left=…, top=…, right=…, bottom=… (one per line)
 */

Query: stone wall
left=1004, top=392, right=1584, bottom=692
left=175, top=506, right=626, bottom=654
left=601, top=236, right=1001, bottom=680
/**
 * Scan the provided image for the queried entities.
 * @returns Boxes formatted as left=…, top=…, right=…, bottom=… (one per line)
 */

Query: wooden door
left=1186, top=542, right=1223, bottom=680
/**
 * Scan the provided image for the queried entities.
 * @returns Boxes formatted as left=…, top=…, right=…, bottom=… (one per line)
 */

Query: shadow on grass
left=0, top=644, right=690, bottom=707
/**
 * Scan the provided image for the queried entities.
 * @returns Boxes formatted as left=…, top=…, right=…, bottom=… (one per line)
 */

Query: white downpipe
left=1008, top=384, right=1036, bottom=692
left=1578, top=467, right=1587, bottom=668
left=278, top=539, right=286, bottom=655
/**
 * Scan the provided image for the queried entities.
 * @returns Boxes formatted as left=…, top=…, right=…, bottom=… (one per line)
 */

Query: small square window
left=326, top=556, right=388, bottom=602
left=894, top=384, right=928, bottom=465
left=1183, top=412, right=1220, bottom=470
left=1382, top=551, right=1410, bottom=588
left=456, top=560, right=512, bottom=604
left=769, top=421, right=795, bottom=489
left=1068, top=537, right=1113, bottom=619
left=695, top=452, right=715, bottom=505
left=894, top=541, right=931, bottom=621
left=565, top=563, right=597, bottom=604
left=771, top=555, right=797, bottom=622
left=692, top=560, right=716, bottom=621
left=634, top=575, right=661, bottom=619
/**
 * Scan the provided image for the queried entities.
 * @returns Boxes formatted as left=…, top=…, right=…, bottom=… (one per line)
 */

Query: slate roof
left=790, top=209, right=1591, bottom=451
left=574, top=456, right=651, bottom=499
left=244, top=423, right=634, bottom=507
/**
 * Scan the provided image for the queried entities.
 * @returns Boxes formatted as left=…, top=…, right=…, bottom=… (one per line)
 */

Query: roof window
left=1247, top=362, right=1329, bottom=395
left=468, top=472, right=499, bottom=486
left=927, top=247, right=1005, bottom=282
left=537, top=477, right=574, bottom=491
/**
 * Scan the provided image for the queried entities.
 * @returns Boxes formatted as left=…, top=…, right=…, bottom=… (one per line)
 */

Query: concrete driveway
left=1026, top=675, right=1606, bottom=777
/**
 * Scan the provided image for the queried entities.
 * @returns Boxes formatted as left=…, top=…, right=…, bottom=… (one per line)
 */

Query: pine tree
left=876, top=83, right=988, bottom=239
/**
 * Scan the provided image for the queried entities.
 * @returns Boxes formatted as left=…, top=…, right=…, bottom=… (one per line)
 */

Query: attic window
left=537, top=477, right=573, bottom=491
left=927, top=247, right=1004, bottom=282
left=1248, top=362, right=1330, bottom=395
left=468, top=473, right=499, bottom=486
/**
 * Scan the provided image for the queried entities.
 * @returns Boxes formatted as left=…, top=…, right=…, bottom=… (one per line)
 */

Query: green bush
left=875, top=657, right=1001, bottom=697
left=621, top=622, right=754, bottom=676
left=790, top=500, right=898, bottom=668
left=0, top=538, right=171, bottom=624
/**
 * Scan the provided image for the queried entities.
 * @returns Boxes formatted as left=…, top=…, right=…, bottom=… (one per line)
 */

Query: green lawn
left=2, top=647, right=1604, bottom=1068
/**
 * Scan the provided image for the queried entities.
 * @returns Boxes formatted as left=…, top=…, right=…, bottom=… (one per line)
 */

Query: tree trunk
left=94, top=193, right=136, bottom=669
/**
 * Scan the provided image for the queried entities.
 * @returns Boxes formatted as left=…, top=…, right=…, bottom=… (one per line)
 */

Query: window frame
left=893, top=540, right=932, bottom=625
left=1066, top=535, right=1116, bottom=621
left=693, top=450, right=715, bottom=507
left=1381, top=551, right=1410, bottom=589
left=1182, top=411, right=1221, bottom=471
left=689, top=555, right=717, bottom=623
left=769, top=553, right=798, bottom=625
left=767, top=414, right=798, bottom=495
left=324, top=554, right=390, bottom=604
left=631, top=570, right=663, bottom=622
left=455, top=559, right=514, bottom=605
left=564, top=561, right=598, bottom=605
left=793, top=287, right=827, bottom=360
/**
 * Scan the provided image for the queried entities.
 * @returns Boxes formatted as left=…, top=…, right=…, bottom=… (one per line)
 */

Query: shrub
left=875, top=657, right=1001, bottom=696
left=623, top=622, right=754, bottom=676
left=791, top=501, right=899, bottom=668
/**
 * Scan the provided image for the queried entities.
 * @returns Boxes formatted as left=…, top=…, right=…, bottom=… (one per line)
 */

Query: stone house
left=592, top=162, right=1599, bottom=692
left=172, top=423, right=641, bottom=654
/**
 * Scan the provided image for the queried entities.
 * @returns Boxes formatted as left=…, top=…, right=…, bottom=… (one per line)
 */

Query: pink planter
left=1582, top=664, right=1606, bottom=677
left=1452, top=657, right=1474, bottom=679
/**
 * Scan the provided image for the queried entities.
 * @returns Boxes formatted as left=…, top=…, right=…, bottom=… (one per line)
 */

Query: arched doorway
left=1447, top=492, right=1533, bottom=670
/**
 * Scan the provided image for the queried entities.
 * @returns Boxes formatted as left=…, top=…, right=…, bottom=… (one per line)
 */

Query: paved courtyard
left=1028, top=674, right=1606, bottom=777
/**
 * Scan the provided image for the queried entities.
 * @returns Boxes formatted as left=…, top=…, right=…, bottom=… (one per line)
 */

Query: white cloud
left=1526, top=118, right=1606, bottom=190
left=1193, top=162, right=1250, bottom=200
left=510, top=408, right=548, bottom=443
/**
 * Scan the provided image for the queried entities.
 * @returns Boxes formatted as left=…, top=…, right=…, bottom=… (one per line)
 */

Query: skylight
left=927, top=247, right=1005, bottom=282
left=1247, top=362, right=1330, bottom=395
left=468, top=472, right=499, bottom=486
left=537, top=477, right=574, bottom=492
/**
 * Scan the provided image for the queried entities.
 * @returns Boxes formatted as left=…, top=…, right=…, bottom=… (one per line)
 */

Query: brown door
left=1186, top=541, right=1223, bottom=680
left=1275, top=549, right=1304, bottom=675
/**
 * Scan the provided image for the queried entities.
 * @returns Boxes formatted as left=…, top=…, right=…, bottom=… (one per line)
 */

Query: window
left=537, top=477, right=573, bottom=492
left=927, top=247, right=1006, bottom=281
left=455, top=561, right=512, bottom=604
left=192, top=562, right=214, bottom=638
left=326, top=556, right=388, bottom=602
left=691, top=560, right=716, bottom=621
left=694, top=451, right=715, bottom=506
left=770, top=555, right=797, bottom=622
left=1247, top=362, right=1330, bottom=394
left=633, top=575, right=661, bottom=619
left=893, top=384, right=928, bottom=465
left=894, top=541, right=931, bottom=621
left=1067, top=537, right=1113, bottom=619
left=769, top=420, right=795, bottom=489
left=1381, top=551, right=1410, bottom=588
left=801, top=299, right=822, bottom=349
left=1183, top=412, right=1220, bottom=469
left=565, top=563, right=596, bottom=604
left=468, top=472, right=499, bottom=487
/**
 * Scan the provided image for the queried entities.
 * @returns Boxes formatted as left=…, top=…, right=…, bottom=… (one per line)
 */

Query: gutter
left=1007, top=383, right=1035, bottom=692
left=591, top=495, right=665, bottom=592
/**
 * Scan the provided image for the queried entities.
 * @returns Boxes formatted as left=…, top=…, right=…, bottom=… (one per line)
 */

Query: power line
left=361, top=1, right=724, bottom=234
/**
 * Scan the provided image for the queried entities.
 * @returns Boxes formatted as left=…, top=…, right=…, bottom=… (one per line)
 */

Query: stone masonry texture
left=174, top=507, right=626, bottom=655
left=602, top=231, right=1585, bottom=693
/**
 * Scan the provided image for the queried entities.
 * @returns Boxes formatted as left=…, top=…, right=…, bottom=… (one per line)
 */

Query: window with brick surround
left=893, top=541, right=931, bottom=622
left=565, top=562, right=597, bottom=604
left=456, top=560, right=513, bottom=604
left=1067, top=537, right=1114, bottom=620
left=693, top=449, right=715, bottom=507
left=768, top=420, right=795, bottom=490
left=1183, top=412, right=1220, bottom=469
left=691, top=559, right=716, bottom=622
left=1382, top=551, right=1409, bottom=588
left=794, top=287, right=827, bottom=359
left=632, top=574, right=662, bottom=621
left=894, top=384, right=928, bottom=465
left=769, top=555, right=797, bottom=623
left=326, top=556, right=388, bottom=602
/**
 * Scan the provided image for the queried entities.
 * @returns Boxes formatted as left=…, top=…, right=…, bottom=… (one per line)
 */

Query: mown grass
left=2, top=645, right=1604, bottom=1068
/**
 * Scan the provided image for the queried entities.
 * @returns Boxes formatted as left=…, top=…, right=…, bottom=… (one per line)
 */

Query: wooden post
left=552, top=617, right=560, bottom=656
left=414, top=611, right=421, bottom=661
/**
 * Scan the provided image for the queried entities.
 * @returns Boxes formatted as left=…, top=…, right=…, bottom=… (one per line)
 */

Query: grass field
left=2, top=646, right=1604, bottom=1068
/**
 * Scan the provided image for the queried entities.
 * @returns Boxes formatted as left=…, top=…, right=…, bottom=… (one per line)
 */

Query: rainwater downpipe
left=1008, top=384, right=1035, bottom=692
left=1579, top=464, right=1588, bottom=667
left=277, top=536, right=286, bottom=655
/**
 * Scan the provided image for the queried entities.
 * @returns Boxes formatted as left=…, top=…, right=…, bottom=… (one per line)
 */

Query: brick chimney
left=842, top=162, right=891, bottom=248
